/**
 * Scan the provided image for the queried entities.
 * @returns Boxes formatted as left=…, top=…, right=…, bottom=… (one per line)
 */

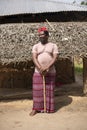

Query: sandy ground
left=0, top=95, right=87, bottom=130
left=0, top=75, right=87, bottom=130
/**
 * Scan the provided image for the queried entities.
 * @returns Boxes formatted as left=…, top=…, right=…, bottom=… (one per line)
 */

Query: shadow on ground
left=55, top=95, right=72, bottom=112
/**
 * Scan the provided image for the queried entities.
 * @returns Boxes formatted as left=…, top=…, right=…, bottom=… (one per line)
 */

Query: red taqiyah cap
left=38, top=27, right=48, bottom=33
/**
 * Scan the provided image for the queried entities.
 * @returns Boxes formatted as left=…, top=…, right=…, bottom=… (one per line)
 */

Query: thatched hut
left=0, top=0, right=87, bottom=95
left=0, top=22, right=87, bottom=94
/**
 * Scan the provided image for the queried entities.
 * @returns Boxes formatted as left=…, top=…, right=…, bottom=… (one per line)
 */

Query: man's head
left=38, top=27, right=49, bottom=44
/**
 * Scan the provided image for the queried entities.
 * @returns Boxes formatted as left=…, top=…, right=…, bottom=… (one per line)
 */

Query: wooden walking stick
left=43, top=75, right=46, bottom=113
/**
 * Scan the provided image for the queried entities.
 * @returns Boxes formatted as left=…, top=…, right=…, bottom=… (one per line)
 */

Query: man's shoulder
left=33, top=42, right=40, bottom=47
left=34, top=42, right=40, bottom=46
left=48, top=42, right=57, bottom=46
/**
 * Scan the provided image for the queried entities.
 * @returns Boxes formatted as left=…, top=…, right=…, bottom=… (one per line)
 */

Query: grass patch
left=74, top=58, right=83, bottom=75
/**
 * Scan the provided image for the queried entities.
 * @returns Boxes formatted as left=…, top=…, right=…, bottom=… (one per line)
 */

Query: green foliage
left=74, top=59, right=83, bottom=74
left=81, top=1, right=87, bottom=5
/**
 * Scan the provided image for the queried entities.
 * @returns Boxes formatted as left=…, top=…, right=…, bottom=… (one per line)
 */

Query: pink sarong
left=32, top=72, right=56, bottom=113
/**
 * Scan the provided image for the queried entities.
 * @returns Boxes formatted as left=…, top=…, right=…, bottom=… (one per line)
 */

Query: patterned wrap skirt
left=32, top=72, right=56, bottom=113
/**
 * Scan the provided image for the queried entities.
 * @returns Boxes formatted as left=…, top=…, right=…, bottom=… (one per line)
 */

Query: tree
left=81, top=1, right=87, bottom=5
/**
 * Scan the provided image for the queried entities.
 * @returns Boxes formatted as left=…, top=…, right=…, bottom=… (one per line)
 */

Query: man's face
left=39, top=31, right=48, bottom=44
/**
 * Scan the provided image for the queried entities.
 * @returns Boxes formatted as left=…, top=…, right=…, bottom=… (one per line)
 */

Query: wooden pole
left=43, top=75, right=46, bottom=112
left=83, top=57, right=87, bottom=96
left=45, top=19, right=55, bottom=31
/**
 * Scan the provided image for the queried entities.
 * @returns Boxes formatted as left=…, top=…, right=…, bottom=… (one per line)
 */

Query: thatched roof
left=0, top=22, right=87, bottom=64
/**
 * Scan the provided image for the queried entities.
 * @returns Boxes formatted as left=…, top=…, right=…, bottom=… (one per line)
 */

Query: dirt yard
left=0, top=75, right=87, bottom=130
left=0, top=95, right=87, bottom=130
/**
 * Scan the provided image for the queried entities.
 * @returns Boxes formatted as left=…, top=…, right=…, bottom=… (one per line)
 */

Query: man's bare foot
left=29, top=110, right=37, bottom=116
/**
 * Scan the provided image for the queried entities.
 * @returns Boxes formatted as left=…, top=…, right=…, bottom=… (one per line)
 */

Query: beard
left=39, top=38, right=48, bottom=44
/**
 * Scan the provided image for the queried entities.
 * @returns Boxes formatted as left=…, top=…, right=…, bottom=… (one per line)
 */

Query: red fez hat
left=38, top=27, right=48, bottom=33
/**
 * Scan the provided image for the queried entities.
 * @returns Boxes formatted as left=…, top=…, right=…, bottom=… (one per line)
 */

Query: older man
left=30, top=27, right=58, bottom=116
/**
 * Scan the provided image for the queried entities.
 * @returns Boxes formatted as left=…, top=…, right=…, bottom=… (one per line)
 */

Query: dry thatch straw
left=0, top=22, right=87, bottom=65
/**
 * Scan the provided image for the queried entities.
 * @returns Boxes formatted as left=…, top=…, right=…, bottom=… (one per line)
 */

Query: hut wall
left=0, top=59, right=75, bottom=89
left=55, top=58, right=75, bottom=86
left=0, top=61, right=34, bottom=89
left=83, top=58, right=87, bottom=95
left=0, top=69, right=33, bottom=89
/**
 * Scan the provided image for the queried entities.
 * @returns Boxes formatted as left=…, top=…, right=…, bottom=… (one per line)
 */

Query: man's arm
left=32, top=53, right=42, bottom=73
